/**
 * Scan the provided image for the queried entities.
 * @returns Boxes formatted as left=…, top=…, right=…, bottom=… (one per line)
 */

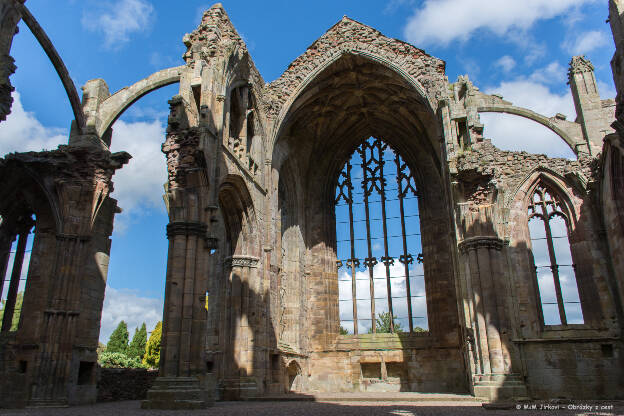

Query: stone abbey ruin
left=1, top=0, right=624, bottom=409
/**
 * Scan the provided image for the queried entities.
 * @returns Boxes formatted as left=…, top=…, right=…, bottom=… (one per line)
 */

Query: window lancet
left=527, top=184, right=583, bottom=326
left=335, top=137, right=428, bottom=335
left=0, top=214, right=35, bottom=332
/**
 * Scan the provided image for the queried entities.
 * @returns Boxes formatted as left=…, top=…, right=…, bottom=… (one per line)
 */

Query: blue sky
left=0, top=0, right=614, bottom=340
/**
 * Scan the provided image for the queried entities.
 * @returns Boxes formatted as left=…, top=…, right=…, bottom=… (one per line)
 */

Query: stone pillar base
left=472, top=374, right=529, bottom=402
left=221, top=377, right=258, bottom=400
left=141, top=377, right=212, bottom=409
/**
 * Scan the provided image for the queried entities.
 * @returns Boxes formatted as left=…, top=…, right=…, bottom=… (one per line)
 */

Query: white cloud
left=485, top=80, right=575, bottom=118
left=82, top=0, right=155, bottom=49
left=0, top=91, right=67, bottom=157
left=598, top=79, right=617, bottom=99
left=338, top=260, right=428, bottom=333
left=109, top=119, right=168, bottom=233
left=529, top=61, right=567, bottom=85
left=403, top=0, right=598, bottom=47
left=523, top=43, right=547, bottom=66
left=100, top=286, right=162, bottom=343
left=125, top=104, right=169, bottom=120
left=563, top=30, right=609, bottom=55
left=481, top=80, right=577, bottom=159
left=495, top=55, right=516, bottom=72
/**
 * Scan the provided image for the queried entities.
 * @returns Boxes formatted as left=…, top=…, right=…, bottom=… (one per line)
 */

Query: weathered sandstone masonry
left=0, top=0, right=623, bottom=408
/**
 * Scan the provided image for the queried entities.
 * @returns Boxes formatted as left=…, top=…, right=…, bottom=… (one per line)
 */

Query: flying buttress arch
left=96, top=65, right=185, bottom=138
left=477, top=104, right=586, bottom=156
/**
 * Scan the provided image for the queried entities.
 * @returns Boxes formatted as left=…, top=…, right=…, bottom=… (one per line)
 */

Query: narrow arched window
left=527, top=184, right=583, bottom=326
left=0, top=214, right=35, bottom=332
left=335, top=137, right=428, bottom=335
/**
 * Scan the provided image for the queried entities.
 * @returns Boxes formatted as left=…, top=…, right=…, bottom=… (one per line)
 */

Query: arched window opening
left=527, top=185, right=583, bottom=326
left=335, top=137, right=427, bottom=335
left=228, top=85, right=260, bottom=176
left=0, top=214, right=35, bottom=332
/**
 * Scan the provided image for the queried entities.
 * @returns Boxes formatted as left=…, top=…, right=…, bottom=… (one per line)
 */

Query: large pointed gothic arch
left=265, top=17, right=447, bottom=153
left=269, top=35, right=464, bottom=393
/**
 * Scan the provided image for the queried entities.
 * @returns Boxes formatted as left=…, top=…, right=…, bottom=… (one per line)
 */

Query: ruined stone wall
left=453, top=139, right=623, bottom=399
left=308, top=339, right=466, bottom=393
left=0, top=144, right=129, bottom=407
left=0, top=0, right=22, bottom=122
left=1, top=2, right=623, bottom=407
left=521, top=342, right=623, bottom=399
left=600, top=135, right=624, bottom=311
left=97, top=368, right=158, bottom=402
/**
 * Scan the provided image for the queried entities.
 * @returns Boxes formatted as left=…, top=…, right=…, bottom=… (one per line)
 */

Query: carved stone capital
left=162, top=128, right=203, bottom=189
left=166, top=221, right=207, bottom=238
left=458, top=236, right=505, bottom=254
left=224, top=255, right=259, bottom=269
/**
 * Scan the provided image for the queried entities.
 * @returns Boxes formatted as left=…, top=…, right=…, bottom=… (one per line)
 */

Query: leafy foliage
left=368, top=312, right=404, bottom=334
left=0, top=292, right=23, bottom=331
left=143, top=321, right=161, bottom=369
left=339, top=326, right=349, bottom=335
left=107, top=321, right=129, bottom=354
left=98, top=351, right=147, bottom=369
left=128, top=322, right=147, bottom=361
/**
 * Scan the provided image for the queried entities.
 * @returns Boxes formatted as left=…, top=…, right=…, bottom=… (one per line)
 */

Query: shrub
left=98, top=351, right=147, bottom=369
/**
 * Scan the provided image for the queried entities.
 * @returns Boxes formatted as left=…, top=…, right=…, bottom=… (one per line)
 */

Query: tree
left=128, top=323, right=147, bottom=361
left=0, top=292, right=23, bottom=331
left=143, top=321, right=161, bottom=368
left=339, top=326, right=349, bottom=335
left=368, top=312, right=404, bottom=334
left=107, top=321, right=129, bottom=354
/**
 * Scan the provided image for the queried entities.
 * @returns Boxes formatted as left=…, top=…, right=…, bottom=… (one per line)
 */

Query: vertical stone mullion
left=1, top=228, right=27, bottom=332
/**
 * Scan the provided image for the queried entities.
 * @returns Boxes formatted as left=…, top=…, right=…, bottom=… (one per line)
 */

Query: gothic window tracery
left=0, top=214, right=34, bottom=332
left=527, top=184, right=583, bottom=326
left=335, top=137, right=428, bottom=335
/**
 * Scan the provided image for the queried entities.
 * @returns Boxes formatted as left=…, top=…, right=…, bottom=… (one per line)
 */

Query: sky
left=0, top=0, right=614, bottom=340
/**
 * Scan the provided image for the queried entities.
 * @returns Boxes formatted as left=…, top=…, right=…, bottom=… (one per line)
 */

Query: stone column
left=160, top=221, right=207, bottom=377
left=142, top=221, right=210, bottom=410
left=222, top=255, right=259, bottom=400
left=457, top=205, right=527, bottom=401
